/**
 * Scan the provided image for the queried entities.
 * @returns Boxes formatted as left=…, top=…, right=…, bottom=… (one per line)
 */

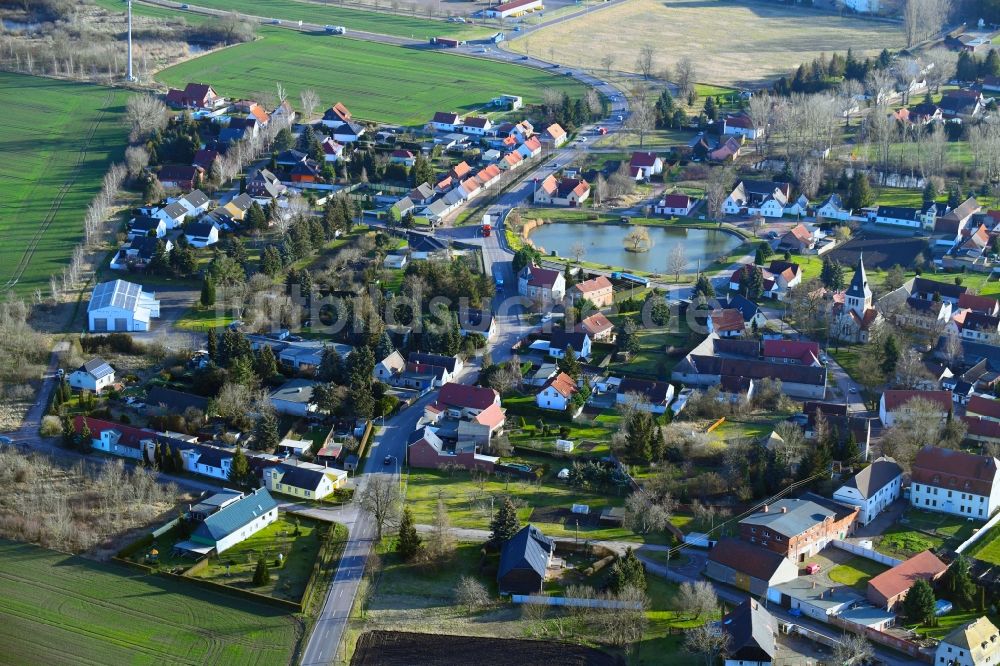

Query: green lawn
left=164, top=0, right=488, bottom=39
left=192, top=516, right=327, bottom=602
left=503, top=394, right=618, bottom=457
left=908, top=609, right=1000, bottom=640
left=827, top=557, right=888, bottom=592
left=0, top=539, right=302, bottom=665
left=175, top=306, right=235, bottom=332
left=157, top=28, right=587, bottom=125
left=965, top=522, right=1000, bottom=566
left=877, top=509, right=979, bottom=559
left=0, top=73, right=126, bottom=297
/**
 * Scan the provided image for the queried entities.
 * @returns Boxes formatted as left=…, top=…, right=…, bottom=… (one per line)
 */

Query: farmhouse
left=762, top=339, right=820, bottom=366
left=878, top=390, right=952, bottom=427
left=264, top=462, right=347, bottom=500
left=721, top=598, right=777, bottom=666
left=518, top=265, right=566, bottom=303
left=181, top=488, right=279, bottom=555
left=708, top=308, right=746, bottom=337
left=872, top=205, right=924, bottom=229
left=68, top=358, right=115, bottom=394
left=165, top=82, right=224, bottom=110
left=628, top=151, right=663, bottom=180
left=722, top=180, right=790, bottom=217
left=832, top=456, right=903, bottom=525
left=497, top=524, right=555, bottom=595
left=533, top=175, right=589, bottom=206
left=568, top=275, right=614, bottom=308
left=536, top=372, right=579, bottom=411
left=705, top=537, right=799, bottom=602
left=935, top=617, right=1000, bottom=666
left=654, top=193, right=697, bottom=216
left=407, top=426, right=498, bottom=472
left=866, top=550, right=947, bottom=611
left=87, top=280, right=160, bottom=332
left=910, top=445, right=1000, bottom=518
left=738, top=493, right=858, bottom=562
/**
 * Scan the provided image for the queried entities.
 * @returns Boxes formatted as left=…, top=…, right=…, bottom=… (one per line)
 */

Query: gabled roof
left=463, top=116, right=491, bottom=129
left=572, top=275, right=612, bottom=294
left=323, top=102, right=352, bottom=123
left=519, top=265, right=561, bottom=289
left=722, top=598, right=776, bottom=662
left=658, top=193, right=694, bottom=208
left=432, top=111, right=460, bottom=125
left=271, top=463, right=333, bottom=492
left=185, top=221, right=217, bottom=238
left=543, top=123, right=566, bottom=140
left=408, top=426, right=444, bottom=453
left=550, top=330, right=589, bottom=353
left=881, top=389, right=952, bottom=413
left=498, top=524, right=553, bottom=580
left=708, top=537, right=790, bottom=581
left=78, top=358, right=114, bottom=380
left=868, top=550, right=947, bottom=602
left=146, top=386, right=209, bottom=413
left=913, top=277, right=967, bottom=299
left=629, top=151, right=660, bottom=168
left=542, top=372, right=578, bottom=399
left=840, top=456, right=902, bottom=499
left=959, top=293, right=999, bottom=315
left=192, top=149, right=219, bottom=169
left=436, top=382, right=498, bottom=411
left=88, top=279, right=149, bottom=313
left=710, top=308, right=745, bottom=333
left=762, top=339, right=819, bottom=364
left=192, top=488, right=277, bottom=543
left=619, top=377, right=672, bottom=404
left=408, top=352, right=458, bottom=373
left=968, top=395, right=1000, bottom=420
left=940, top=617, right=1000, bottom=664
left=577, top=312, right=614, bottom=337
left=740, top=496, right=848, bottom=538
left=784, top=225, right=812, bottom=243
left=912, top=446, right=999, bottom=495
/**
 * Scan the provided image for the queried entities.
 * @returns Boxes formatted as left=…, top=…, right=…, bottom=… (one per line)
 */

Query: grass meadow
left=0, top=73, right=126, bottom=297
left=0, top=540, right=303, bottom=665
left=156, top=28, right=588, bottom=125
left=510, top=0, right=905, bottom=86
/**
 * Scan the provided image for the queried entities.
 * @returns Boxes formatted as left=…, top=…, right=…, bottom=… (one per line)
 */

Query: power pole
left=126, top=0, right=136, bottom=82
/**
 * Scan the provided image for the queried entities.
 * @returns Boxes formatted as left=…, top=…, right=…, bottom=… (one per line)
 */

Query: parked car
left=55, top=369, right=64, bottom=378
left=788, top=608, right=802, bottom=617
left=0, top=436, right=12, bottom=445
left=383, top=455, right=392, bottom=466
left=805, top=563, right=821, bottom=574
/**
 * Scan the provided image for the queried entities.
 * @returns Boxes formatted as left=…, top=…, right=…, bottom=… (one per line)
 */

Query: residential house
left=533, top=175, right=590, bottom=206
left=423, top=382, right=504, bottom=445
left=629, top=152, right=663, bottom=180
left=942, top=197, right=983, bottom=230
left=430, top=111, right=462, bottom=132
left=518, top=265, right=566, bottom=304
left=762, top=339, right=821, bottom=366
left=709, top=308, right=746, bottom=337
left=867, top=550, right=948, bottom=611
left=320, top=138, right=345, bottom=163
left=269, top=379, right=319, bottom=417
left=831, top=256, right=883, bottom=343
left=500, top=150, right=524, bottom=171
left=548, top=331, right=592, bottom=360
left=518, top=136, right=542, bottom=159
left=721, top=113, right=764, bottom=140
left=129, top=215, right=167, bottom=240
left=540, top=123, right=567, bottom=148
left=88, top=279, right=159, bottom=332
left=373, top=350, right=405, bottom=383
left=331, top=121, right=365, bottom=144
left=910, top=446, right=1000, bottom=518
left=779, top=223, right=818, bottom=253
left=873, top=205, right=924, bottom=229
left=906, top=101, right=944, bottom=124
left=184, top=221, right=219, bottom=248
left=461, top=116, right=492, bottom=136
left=187, top=491, right=243, bottom=522
left=246, top=168, right=286, bottom=201
left=617, top=378, right=674, bottom=413
left=165, top=83, right=224, bottom=110
left=408, top=353, right=462, bottom=383
left=389, top=149, right=416, bottom=167
left=497, top=524, right=554, bottom=594
left=183, top=488, right=278, bottom=555
left=536, top=372, right=579, bottom=411
left=320, top=102, right=352, bottom=128
left=654, top=193, right=697, bottom=217
left=721, top=598, right=777, bottom=666
left=289, top=157, right=323, bottom=184
left=68, top=358, right=115, bottom=393
left=832, top=456, right=904, bottom=525
left=145, top=387, right=209, bottom=414
left=738, top=494, right=858, bottom=562
left=968, top=395, right=1000, bottom=422
left=909, top=277, right=968, bottom=304
left=719, top=375, right=755, bottom=404
left=158, top=165, right=203, bottom=190
left=74, top=416, right=147, bottom=460
left=264, top=462, right=347, bottom=500
left=577, top=312, right=615, bottom=341
left=407, top=426, right=498, bottom=472
left=717, top=295, right=768, bottom=330
left=768, top=260, right=803, bottom=293
left=723, top=181, right=790, bottom=217
left=457, top=307, right=497, bottom=341
left=934, top=617, right=1000, bottom=666
left=705, top=537, right=800, bottom=603
left=709, top=136, right=743, bottom=163
left=568, top=275, right=614, bottom=308
left=816, top=193, right=851, bottom=221
left=879, top=390, right=953, bottom=427
left=940, top=89, right=984, bottom=119
left=958, top=311, right=1000, bottom=344
left=959, top=293, right=1000, bottom=316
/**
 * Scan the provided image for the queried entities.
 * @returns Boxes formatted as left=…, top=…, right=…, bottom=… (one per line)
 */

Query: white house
left=548, top=331, right=592, bottom=361
left=518, top=265, right=566, bottom=304
left=879, top=390, right=952, bottom=427
left=721, top=113, right=764, bottom=140
left=628, top=152, right=663, bottom=180
left=68, top=358, right=116, bottom=393
left=873, top=205, right=923, bottom=229
left=174, top=189, right=210, bottom=216
left=535, top=372, right=578, bottom=411
left=832, top=456, right=903, bottom=525
left=180, top=445, right=232, bottom=480
left=654, top=193, right=697, bottom=217
left=616, top=378, right=674, bottom=414
left=722, top=181, right=789, bottom=217
left=373, top=350, right=406, bottom=383
left=934, top=617, right=1000, bottom=666
left=184, top=221, right=219, bottom=248
left=269, top=379, right=319, bottom=417
left=817, top=193, right=851, bottom=221
left=911, top=446, right=1000, bottom=519
left=128, top=216, right=167, bottom=240
left=87, top=279, right=160, bottom=332
left=186, top=488, right=279, bottom=555
left=758, top=198, right=785, bottom=218
left=430, top=111, right=462, bottom=133
left=152, top=201, right=189, bottom=229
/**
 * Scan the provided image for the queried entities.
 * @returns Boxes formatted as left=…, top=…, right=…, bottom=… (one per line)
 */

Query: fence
left=831, top=540, right=903, bottom=568
left=829, top=614, right=933, bottom=663
left=511, top=594, right=642, bottom=610
left=956, top=508, right=1000, bottom=555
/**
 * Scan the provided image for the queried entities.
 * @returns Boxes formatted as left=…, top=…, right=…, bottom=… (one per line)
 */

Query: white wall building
left=87, top=280, right=160, bottom=332
left=68, top=358, right=116, bottom=393
left=832, top=456, right=903, bottom=525
left=934, top=617, right=1000, bottom=666
left=910, top=446, right=1000, bottom=519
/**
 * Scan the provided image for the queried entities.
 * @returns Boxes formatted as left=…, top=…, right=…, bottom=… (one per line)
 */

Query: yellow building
left=264, top=462, right=348, bottom=500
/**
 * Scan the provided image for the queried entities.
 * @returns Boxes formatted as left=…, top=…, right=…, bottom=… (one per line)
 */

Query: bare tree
left=667, top=244, right=686, bottom=282
left=592, top=586, right=649, bottom=649
left=124, top=145, right=149, bottom=179
left=427, top=497, right=455, bottom=560
left=636, top=44, right=656, bottom=79
left=674, top=57, right=696, bottom=97
left=881, top=396, right=963, bottom=470
left=600, top=53, right=615, bottom=76
left=299, top=88, right=319, bottom=121
left=903, top=0, right=949, bottom=48
left=626, top=99, right=655, bottom=148
left=455, top=576, right=490, bottom=611
left=923, top=47, right=958, bottom=93
left=570, top=242, right=587, bottom=265
left=624, top=227, right=652, bottom=252
left=677, top=581, right=718, bottom=620
left=684, top=623, right=730, bottom=666
left=704, top=166, right=734, bottom=222
left=585, top=88, right=602, bottom=117
left=623, top=490, right=673, bottom=534
left=125, top=93, right=168, bottom=143
left=833, top=633, right=875, bottom=666
left=746, top=92, right=773, bottom=157
left=358, top=475, right=401, bottom=541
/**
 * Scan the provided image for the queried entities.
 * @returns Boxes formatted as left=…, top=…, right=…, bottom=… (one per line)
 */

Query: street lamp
left=387, top=454, right=402, bottom=494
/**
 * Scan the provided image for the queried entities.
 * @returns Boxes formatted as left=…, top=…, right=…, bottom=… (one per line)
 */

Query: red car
left=804, top=563, right=821, bottom=574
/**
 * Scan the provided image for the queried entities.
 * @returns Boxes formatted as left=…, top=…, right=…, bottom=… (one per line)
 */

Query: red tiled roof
left=911, top=446, right=998, bottom=496
left=763, top=339, right=819, bottom=364
left=867, top=550, right=947, bottom=602
left=522, top=265, right=561, bottom=288
left=574, top=275, right=613, bottom=294
left=437, top=382, right=499, bottom=411
left=391, top=149, right=414, bottom=159
left=711, top=308, right=745, bottom=333
left=964, top=416, right=1000, bottom=441
left=523, top=137, right=542, bottom=152
left=249, top=104, right=270, bottom=124
left=463, top=116, right=490, bottom=129
left=968, top=395, right=1000, bottom=420
left=451, top=161, right=472, bottom=179
left=578, top=312, right=614, bottom=336
left=708, top=538, right=789, bottom=581
left=544, top=123, right=566, bottom=140
left=725, top=114, right=754, bottom=129
left=73, top=416, right=153, bottom=451
left=543, top=372, right=578, bottom=399
left=460, top=178, right=481, bottom=194
left=432, top=111, right=460, bottom=124
left=329, top=102, right=351, bottom=122
left=787, top=223, right=812, bottom=242
left=474, top=402, right=506, bottom=429
left=881, top=390, right=952, bottom=413
left=659, top=194, right=693, bottom=209
left=629, top=151, right=659, bottom=168
left=959, top=293, right=999, bottom=314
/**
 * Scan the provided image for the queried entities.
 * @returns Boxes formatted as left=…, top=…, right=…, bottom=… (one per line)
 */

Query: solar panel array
left=88, top=280, right=142, bottom=312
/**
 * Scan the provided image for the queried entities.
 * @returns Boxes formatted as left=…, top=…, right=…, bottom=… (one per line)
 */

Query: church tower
left=844, top=253, right=872, bottom=317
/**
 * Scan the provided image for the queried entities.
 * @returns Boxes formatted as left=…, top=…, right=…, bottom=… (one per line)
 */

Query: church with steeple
left=831, top=254, right=883, bottom=343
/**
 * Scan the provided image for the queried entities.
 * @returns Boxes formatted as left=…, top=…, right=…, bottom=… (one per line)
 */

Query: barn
left=87, top=280, right=160, bottom=332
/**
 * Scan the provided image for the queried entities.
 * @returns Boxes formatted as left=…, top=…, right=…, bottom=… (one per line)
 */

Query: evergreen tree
left=626, top=411, right=658, bottom=462
left=846, top=172, right=875, bottom=210
left=755, top=242, right=772, bottom=265
left=228, top=446, right=253, bottom=489
left=947, top=554, right=978, bottom=610
left=558, top=345, right=582, bottom=379
left=744, top=265, right=764, bottom=300
left=609, top=547, right=647, bottom=593
left=882, top=335, right=900, bottom=376
left=489, top=498, right=521, bottom=546
left=647, top=293, right=670, bottom=326
left=902, top=578, right=936, bottom=625
left=252, top=554, right=271, bottom=586
left=694, top=274, right=714, bottom=298
left=261, top=245, right=283, bottom=276
left=207, top=328, right=218, bottom=362
left=254, top=412, right=280, bottom=451
left=318, top=347, right=345, bottom=383
left=161, top=443, right=174, bottom=472
left=200, top=275, right=216, bottom=307
left=255, top=345, right=278, bottom=381
left=61, top=414, right=74, bottom=446
left=396, top=507, right=422, bottom=561
left=76, top=420, right=92, bottom=452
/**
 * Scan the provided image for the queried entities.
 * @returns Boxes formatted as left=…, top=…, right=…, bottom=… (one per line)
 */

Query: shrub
left=39, top=415, right=62, bottom=437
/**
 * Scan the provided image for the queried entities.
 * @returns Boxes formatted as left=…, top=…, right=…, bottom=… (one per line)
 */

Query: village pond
left=525, top=222, right=744, bottom=273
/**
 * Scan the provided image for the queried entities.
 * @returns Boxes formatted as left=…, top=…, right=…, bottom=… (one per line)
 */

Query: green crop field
left=156, top=0, right=487, bottom=39
left=0, top=73, right=127, bottom=297
left=0, top=540, right=303, bottom=665
left=157, top=28, right=587, bottom=125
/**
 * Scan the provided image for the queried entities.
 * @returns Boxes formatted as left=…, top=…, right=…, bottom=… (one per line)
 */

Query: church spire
left=846, top=252, right=872, bottom=310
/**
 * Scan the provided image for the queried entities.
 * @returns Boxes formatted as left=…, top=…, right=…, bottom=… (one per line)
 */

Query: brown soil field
left=510, top=0, right=906, bottom=87
left=352, top=630, right=622, bottom=665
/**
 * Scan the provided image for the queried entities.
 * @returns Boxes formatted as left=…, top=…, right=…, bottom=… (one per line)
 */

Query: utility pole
left=125, top=0, right=136, bottom=82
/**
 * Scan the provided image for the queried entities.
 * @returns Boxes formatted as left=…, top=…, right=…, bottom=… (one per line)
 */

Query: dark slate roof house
left=497, top=525, right=554, bottom=595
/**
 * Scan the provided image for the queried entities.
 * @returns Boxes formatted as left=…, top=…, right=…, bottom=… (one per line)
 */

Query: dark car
left=383, top=455, right=392, bottom=466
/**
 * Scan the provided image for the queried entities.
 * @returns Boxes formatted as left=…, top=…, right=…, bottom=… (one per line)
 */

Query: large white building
left=832, top=456, right=903, bottom=525
left=935, top=617, right=1000, bottom=666
left=87, top=279, right=160, bottom=332
left=910, top=446, right=1000, bottom=519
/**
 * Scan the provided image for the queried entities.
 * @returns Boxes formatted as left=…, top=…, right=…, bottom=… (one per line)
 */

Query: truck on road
left=430, top=37, right=465, bottom=47
left=325, top=25, right=347, bottom=34
left=481, top=214, right=493, bottom=237
left=610, top=271, right=650, bottom=287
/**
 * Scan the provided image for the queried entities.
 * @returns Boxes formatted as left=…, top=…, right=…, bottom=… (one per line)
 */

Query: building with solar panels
left=87, top=279, right=160, bottom=332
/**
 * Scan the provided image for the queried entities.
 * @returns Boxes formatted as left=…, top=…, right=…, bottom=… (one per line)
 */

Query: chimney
left=762, top=504, right=769, bottom=512
left=781, top=506, right=788, bottom=513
